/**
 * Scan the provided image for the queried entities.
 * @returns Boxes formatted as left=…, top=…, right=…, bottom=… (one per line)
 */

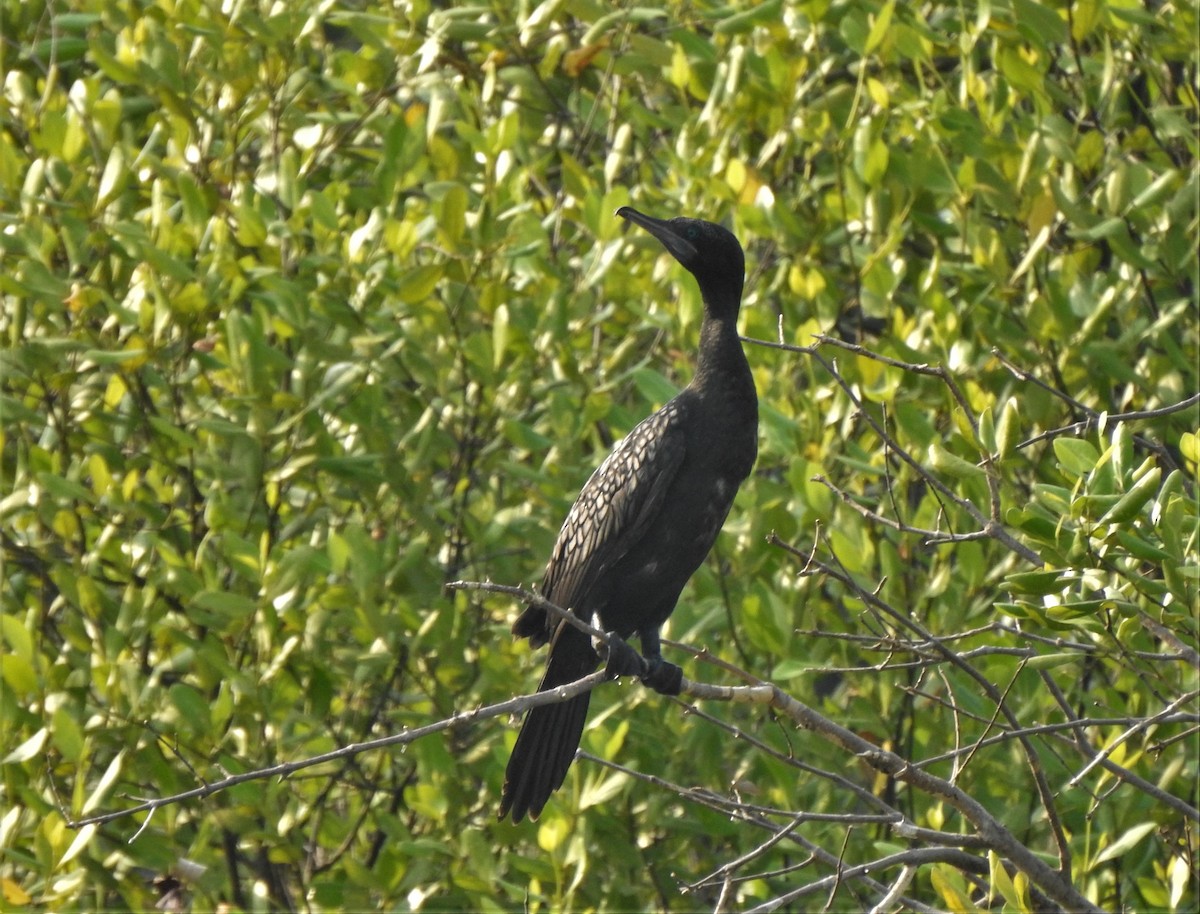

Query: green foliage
left=1, top=0, right=1196, bottom=910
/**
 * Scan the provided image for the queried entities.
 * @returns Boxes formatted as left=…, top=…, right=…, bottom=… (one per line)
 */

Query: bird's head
left=616, top=207, right=745, bottom=315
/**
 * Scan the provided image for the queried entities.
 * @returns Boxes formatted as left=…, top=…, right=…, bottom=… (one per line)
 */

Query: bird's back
left=547, top=369, right=756, bottom=639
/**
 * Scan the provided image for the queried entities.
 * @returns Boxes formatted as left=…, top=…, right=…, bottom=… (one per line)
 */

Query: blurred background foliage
left=0, top=0, right=1196, bottom=910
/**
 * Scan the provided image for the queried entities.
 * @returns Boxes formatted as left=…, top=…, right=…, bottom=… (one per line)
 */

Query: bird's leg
left=600, top=632, right=648, bottom=680
left=637, top=628, right=683, bottom=696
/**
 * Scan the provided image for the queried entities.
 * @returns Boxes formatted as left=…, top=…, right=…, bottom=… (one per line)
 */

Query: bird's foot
left=602, top=633, right=648, bottom=680
left=641, top=656, right=684, bottom=696
left=601, top=635, right=684, bottom=695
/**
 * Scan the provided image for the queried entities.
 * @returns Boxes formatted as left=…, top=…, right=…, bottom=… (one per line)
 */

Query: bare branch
left=66, top=669, right=608, bottom=830
left=748, top=847, right=988, bottom=914
left=916, top=714, right=1200, bottom=769
left=769, top=536, right=1079, bottom=885
left=1067, top=688, right=1200, bottom=787
left=726, top=680, right=1099, bottom=911
left=744, top=333, right=1045, bottom=566
left=579, top=752, right=944, bottom=914
left=868, top=864, right=918, bottom=914
left=446, top=578, right=612, bottom=644
left=66, top=577, right=1181, bottom=913
left=1014, top=391, right=1200, bottom=449
left=1039, top=673, right=1200, bottom=821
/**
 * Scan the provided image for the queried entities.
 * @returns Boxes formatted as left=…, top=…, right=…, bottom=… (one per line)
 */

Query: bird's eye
left=687, top=227, right=699, bottom=240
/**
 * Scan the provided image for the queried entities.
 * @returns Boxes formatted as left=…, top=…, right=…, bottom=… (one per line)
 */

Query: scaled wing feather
left=541, top=399, right=690, bottom=614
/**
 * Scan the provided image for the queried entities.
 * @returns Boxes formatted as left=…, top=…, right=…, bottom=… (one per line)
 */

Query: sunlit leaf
left=1094, top=822, right=1157, bottom=865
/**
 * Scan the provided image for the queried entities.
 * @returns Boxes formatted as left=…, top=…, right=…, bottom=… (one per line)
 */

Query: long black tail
left=500, top=624, right=598, bottom=822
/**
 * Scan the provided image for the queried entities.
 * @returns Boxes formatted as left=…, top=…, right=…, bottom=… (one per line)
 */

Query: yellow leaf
left=1026, top=182, right=1057, bottom=235
left=1178, top=431, right=1198, bottom=472
left=867, top=76, right=889, bottom=108
left=669, top=43, right=689, bottom=90
left=403, top=102, right=427, bottom=127
left=537, top=816, right=568, bottom=852
left=562, top=38, right=608, bottom=77
left=1, top=877, right=32, bottom=906
left=931, top=862, right=985, bottom=913
left=726, top=158, right=747, bottom=194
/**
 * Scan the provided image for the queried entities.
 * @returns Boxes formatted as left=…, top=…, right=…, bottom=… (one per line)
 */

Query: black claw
left=641, top=657, right=684, bottom=696
left=602, top=633, right=648, bottom=680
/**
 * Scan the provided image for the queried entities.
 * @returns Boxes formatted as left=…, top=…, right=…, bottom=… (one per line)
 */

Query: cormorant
left=499, top=206, right=758, bottom=822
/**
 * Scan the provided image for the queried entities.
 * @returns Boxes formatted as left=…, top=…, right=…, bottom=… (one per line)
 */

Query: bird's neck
left=693, top=306, right=750, bottom=389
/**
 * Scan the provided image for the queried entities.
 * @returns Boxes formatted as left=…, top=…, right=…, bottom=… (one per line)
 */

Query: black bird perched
left=499, top=206, right=758, bottom=823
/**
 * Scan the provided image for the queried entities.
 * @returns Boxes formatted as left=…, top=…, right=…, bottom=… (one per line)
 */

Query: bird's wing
left=541, top=396, right=690, bottom=611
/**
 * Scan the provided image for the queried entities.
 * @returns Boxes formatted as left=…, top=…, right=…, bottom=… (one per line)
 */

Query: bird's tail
left=499, top=624, right=598, bottom=822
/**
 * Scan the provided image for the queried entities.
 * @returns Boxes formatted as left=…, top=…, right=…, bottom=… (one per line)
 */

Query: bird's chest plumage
left=597, top=393, right=756, bottom=635
left=538, top=296, right=757, bottom=642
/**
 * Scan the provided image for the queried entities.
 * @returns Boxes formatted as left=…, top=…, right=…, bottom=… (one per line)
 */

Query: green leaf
left=931, top=862, right=985, bottom=913
left=2, top=728, right=47, bottom=764
left=630, top=368, right=679, bottom=406
left=51, top=705, right=85, bottom=763
left=1100, top=467, right=1161, bottom=524
left=1094, top=822, right=1157, bottom=865
left=978, top=405, right=996, bottom=454
left=1012, top=0, right=1065, bottom=45
left=0, top=615, right=34, bottom=663
left=1053, top=438, right=1100, bottom=476
left=503, top=418, right=552, bottom=452
left=1006, top=570, right=1068, bottom=595
left=579, top=771, right=629, bottom=811
left=35, top=471, right=96, bottom=505
left=928, top=441, right=985, bottom=480
left=0, top=653, right=39, bottom=696
left=771, top=659, right=810, bottom=679
left=996, top=398, right=1021, bottom=460
left=714, top=0, right=782, bottom=34
left=437, top=182, right=468, bottom=247
left=988, top=850, right=1026, bottom=910
left=235, top=200, right=269, bottom=247
left=1025, top=652, right=1080, bottom=670
left=82, top=750, right=125, bottom=815
left=864, top=0, right=895, bottom=53
left=95, top=145, right=128, bottom=211
left=1179, top=431, right=1199, bottom=470
left=396, top=264, right=444, bottom=304
left=169, top=683, right=212, bottom=735
left=79, top=348, right=148, bottom=366
left=190, top=591, right=258, bottom=620
left=58, top=823, right=97, bottom=867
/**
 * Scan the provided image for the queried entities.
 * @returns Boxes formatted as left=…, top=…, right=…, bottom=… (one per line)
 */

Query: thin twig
left=447, top=578, right=617, bottom=649
left=1015, top=391, right=1200, bottom=449
left=746, top=334, right=1045, bottom=565
left=580, top=752, right=944, bottom=914
left=749, top=847, right=990, bottom=913
left=1066, top=688, right=1200, bottom=788
left=1040, top=674, right=1200, bottom=822
left=66, top=670, right=608, bottom=829
left=772, top=535, right=1078, bottom=885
